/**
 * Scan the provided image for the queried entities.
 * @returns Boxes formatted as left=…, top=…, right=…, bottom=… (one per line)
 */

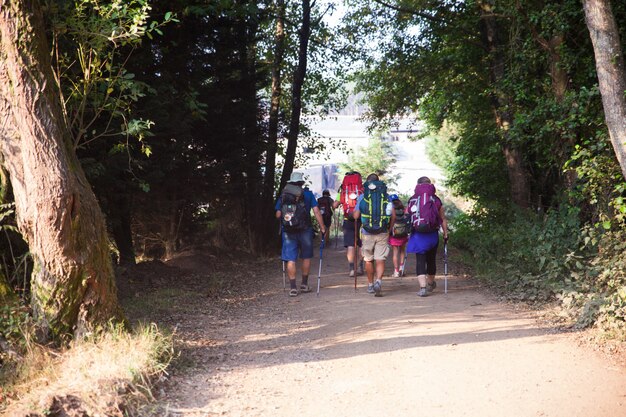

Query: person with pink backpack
left=406, top=176, right=448, bottom=297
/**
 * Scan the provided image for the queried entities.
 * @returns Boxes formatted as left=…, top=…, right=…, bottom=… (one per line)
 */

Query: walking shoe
left=418, top=287, right=428, bottom=297
left=373, top=280, right=383, bottom=297
left=300, top=284, right=312, bottom=293
left=392, top=271, right=400, bottom=278
left=367, top=284, right=375, bottom=294
left=289, top=288, right=298, bottom=297
left=349, top=269, right=355, bottom=277
left=427, top=281, right=437, bottom=292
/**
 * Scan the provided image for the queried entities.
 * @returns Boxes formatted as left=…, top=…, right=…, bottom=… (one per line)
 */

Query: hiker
left=388, top=194, right=410, bottom=277
left=275, top=171, right=327, bottom=297
left=353, top=173, right=391, bottom=297
left=406, top=176, right=448, bottom=297
left=317, top=190, right=334, bottom=242
left=333, top=171, right=364, bottom=277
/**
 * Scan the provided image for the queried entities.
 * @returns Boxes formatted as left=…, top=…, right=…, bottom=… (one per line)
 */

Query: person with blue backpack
left=275, top=172, right=327, bottom=297
left=353, top=173, right=392, bottom=297
left=406, top=176, right=448, bottom=297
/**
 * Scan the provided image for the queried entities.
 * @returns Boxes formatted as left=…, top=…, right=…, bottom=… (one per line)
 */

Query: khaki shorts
left=361, top=233, right=390, bottom=261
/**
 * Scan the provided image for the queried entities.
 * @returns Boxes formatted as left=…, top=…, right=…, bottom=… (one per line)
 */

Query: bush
left=454, top=204, right=626, bottom=338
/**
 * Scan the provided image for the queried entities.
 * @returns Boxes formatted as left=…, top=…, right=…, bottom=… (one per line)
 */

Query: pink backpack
left=407, top=183, right=441, bottom=233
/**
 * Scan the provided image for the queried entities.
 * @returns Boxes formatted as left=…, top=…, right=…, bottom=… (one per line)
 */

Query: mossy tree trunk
left=0, top=0, right=122, bottom=340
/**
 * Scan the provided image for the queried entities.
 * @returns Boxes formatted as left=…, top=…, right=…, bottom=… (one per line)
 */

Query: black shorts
left=415, top=243, right=438, bottom=276
left=323, top=216, right=332, bottom=228
left=342, top=219, right=362, bottom=247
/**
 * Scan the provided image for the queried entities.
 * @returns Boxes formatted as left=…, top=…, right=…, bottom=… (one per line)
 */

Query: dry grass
left=2, top=323, right=173, bottom=416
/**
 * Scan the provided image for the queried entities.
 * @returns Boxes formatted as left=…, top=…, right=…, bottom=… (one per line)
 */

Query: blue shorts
left=282, top=229, right=314, bottom=261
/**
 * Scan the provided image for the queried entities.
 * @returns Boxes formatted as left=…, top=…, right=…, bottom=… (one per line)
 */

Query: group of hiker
left=275, top=171, right=448, bottom=298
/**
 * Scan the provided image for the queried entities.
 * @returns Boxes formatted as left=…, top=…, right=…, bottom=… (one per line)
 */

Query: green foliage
left=48, top=0, right=174, bottom=151
left=339, top=133, right=398, bottom=186
left=454, top=204, right=626, bottom=338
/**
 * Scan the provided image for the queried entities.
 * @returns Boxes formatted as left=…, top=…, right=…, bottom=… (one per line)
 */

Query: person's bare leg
left=365, top=260, right=375, bottom=285
left=417, top=274, right=427, bottom=288
left=287, top=261, right=297, bottom=280
left=346, top=246, right=355, bottom=263
left=392, top=246, right=400, bottom=275
left=375, top=259, right=385, bottom=281
left=427, top=274, right=436, bottom=285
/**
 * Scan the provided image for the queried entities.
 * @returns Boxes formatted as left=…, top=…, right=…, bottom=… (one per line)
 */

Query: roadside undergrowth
left=453, top=206, right=626, bottom=342
left=1, top=321, right=173, bottom=416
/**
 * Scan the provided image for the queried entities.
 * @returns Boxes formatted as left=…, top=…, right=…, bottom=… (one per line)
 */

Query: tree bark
left=279, top=0, right=311, bottom=193
left=583, top=0, right=626, bottom=180
left=264, top=0, right=285, bottom=201
left=479, top=1, right=531, bottom=208
left=0, top=0, right=122, bottom=340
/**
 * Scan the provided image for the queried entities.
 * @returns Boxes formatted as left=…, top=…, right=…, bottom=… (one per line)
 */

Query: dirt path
left=154, top=240, right=626, bottom=417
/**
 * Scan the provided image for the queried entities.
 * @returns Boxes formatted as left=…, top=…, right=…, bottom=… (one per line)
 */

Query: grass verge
left=1, top=322, right=173, bottom=416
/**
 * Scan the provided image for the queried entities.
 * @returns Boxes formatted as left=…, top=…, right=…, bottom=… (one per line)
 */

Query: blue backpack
left=359, top=180, right=390, bottom=234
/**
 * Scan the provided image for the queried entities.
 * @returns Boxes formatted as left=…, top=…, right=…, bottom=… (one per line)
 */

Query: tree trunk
left=108, top=192, right=136, bottom=266
left=583, top=0, right=626, bottom=180
left=0, top=0, right=122, bottom=340
left=264, top=0, right=285, bottom=201
left=479, top=1, right=531, bottom=208
left=279, top=0, right=311, bottom=193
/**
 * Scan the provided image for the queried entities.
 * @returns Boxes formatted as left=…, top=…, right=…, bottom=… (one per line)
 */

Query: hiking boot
left=349, top=269, right=355, bottom=277
left=427, top=281, right=437, bottom=292
left=418, top=287, right=428, bottom=297
left=300, top=284, right=312, bottom=293
left=367, top=284, right=375, bottom=294
left=392, top=271, right=400, bottom=278
left=373, top=280, right=382, bottom=297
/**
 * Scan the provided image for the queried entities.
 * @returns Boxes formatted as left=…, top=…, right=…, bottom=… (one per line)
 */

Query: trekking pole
left=354, top=221, right=358, bottom=291
left=400, top=249, right=408, bottom=279
left=334, top=210, right=340, bottom=249
left=317, top=237, right=325, bottom=296
left=282, top=260, right=286, bottom=292
left=444, top=237, right=449, bottom=294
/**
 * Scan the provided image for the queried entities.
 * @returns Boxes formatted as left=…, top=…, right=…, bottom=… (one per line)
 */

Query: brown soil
left=122, top=241, right=626, bottom=417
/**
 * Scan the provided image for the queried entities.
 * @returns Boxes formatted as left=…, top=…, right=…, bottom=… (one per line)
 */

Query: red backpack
left=340, top=172, right=363, bottom=220
left=408, top=183, right=441, bottom=233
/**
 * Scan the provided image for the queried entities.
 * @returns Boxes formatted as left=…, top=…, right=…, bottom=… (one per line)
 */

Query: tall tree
left=583, top=0, right=626, bottom=180
left=0, top=0, right=121, bottom=340
left=279, top=0, right=312, bottom=192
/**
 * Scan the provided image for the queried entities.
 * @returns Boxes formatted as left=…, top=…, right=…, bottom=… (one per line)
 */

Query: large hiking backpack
left=340, top=172, right=363, bottom=220
left=408, top=183, right=441, bottom=233
left=317, top=196, right=333, bottom=224
left=359, top=180, right=390, bottom=234
left=280, top=184, right=310, bottom=232
left=392, top=207, right=412, bottom=238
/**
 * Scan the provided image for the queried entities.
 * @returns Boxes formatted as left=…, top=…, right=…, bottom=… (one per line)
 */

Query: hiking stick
left=334, top=209, right=339, bottom=248
left=282, top=260, right=286, bottom=292
left=444, top=237, right=449, bottom=294
left=317, top=238, right=325, bottom=296
left=400, top=248, right=408, bottom=279
left=354, top=221, right=358, bottom=291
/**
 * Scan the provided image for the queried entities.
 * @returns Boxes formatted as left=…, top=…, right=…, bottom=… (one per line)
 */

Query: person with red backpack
left=317, top=190, right=334, bottom=242
left=333, top=171, right=365, bottom=277
left=275, top=172, right=327, bottom=297
left=406, top=176, right=448, bottom=297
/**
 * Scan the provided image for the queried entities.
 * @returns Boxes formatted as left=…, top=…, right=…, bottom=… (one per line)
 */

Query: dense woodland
left=1, top=0, right=626, bottom=397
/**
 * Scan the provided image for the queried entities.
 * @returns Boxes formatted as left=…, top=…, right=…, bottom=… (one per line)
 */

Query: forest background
left=1, top=0, right=626, bottom=413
